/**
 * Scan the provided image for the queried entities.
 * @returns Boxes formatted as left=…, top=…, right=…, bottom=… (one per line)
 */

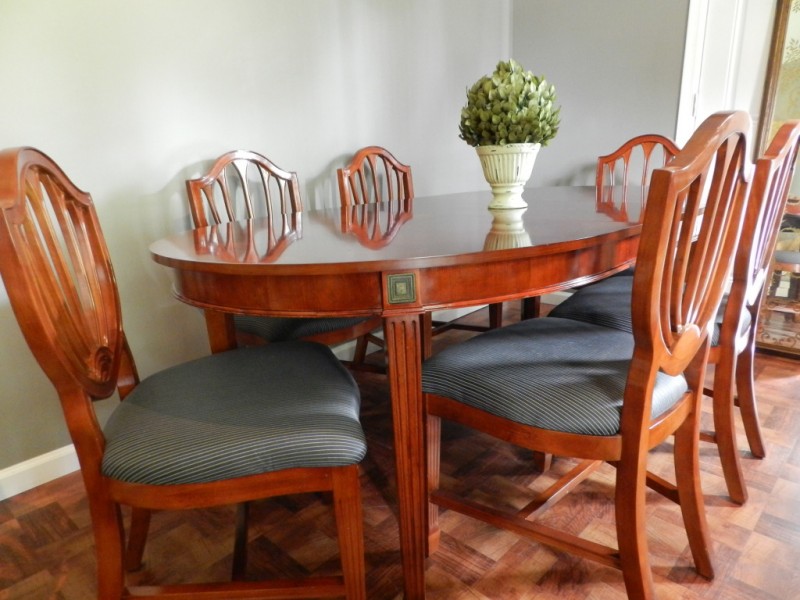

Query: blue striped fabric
left=422, top=318, right=687, bottom=437
left=549, top=276, right=746, bottom=347
left=101, top=342, right=366, bottom=485
left=548, top=276, right=636, bottom=333
left=234, top=314, right=371, bottom=342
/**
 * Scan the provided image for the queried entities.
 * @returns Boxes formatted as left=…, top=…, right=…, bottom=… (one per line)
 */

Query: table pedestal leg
left=204, top=309, right=237, bottom=353
left=384, top=313, right=427, bottom=599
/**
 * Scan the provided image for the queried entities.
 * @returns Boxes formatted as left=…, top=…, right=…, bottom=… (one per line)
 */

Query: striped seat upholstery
left=549, top=275, right=749, bottom=347
left=422, top=317, right=687, bottom=437
left=102, top=342, right=366, bottom=485
left=234, top=314, right=372, bottom=343
left=549, top=275, right=636, bottom=333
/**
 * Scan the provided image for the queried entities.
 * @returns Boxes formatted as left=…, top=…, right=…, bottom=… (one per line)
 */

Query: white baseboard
left=0, top=445, right=79, bottom=501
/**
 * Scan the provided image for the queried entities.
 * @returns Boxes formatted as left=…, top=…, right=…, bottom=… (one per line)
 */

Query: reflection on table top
left=151, top=187, right=642, bottom=270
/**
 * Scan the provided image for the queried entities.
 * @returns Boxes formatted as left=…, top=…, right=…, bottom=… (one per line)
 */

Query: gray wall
left=0, top=0, right=690, bottom=475
left=0, top=0, right=511, bottom=472
left=513, top=1, right=690, bottom=187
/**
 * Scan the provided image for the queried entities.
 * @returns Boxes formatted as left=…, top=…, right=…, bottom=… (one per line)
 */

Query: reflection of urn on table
left=483, top=207, right=531, bottom=250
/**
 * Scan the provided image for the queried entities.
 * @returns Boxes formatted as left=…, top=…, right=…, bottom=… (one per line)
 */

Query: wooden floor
left=1, top=305, right=799, bottom=599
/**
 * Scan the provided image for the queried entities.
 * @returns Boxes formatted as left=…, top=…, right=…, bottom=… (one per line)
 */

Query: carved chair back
left=186, top=149, right=301, bottom=228
left=596, top=134, right=681, bottom=222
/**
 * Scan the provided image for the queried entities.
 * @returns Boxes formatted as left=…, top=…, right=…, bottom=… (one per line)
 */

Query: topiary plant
left=459, top=59, right=561, bottom=147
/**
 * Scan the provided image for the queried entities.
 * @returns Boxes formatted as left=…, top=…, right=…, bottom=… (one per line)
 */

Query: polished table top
left=150, top=187, right=642, bottom=599
left=152, top=187, right=640, bottom=269
left=151, top=188, right=641, bottom=315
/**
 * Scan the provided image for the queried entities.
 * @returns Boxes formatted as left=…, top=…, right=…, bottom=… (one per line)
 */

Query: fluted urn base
left=483, top=207, right=531, bottom=250
left=476, top=143, right=540, bottom=209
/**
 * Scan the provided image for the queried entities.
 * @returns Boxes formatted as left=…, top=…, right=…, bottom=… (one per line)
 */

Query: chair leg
left=674, top=397, right=714, bottom=579
left=735, top=341, right=766, bottom=458
left=124, top=507, right=151, bottom=571
left=91, top=497, right=127, bottom=600
left=353, top=335, right=370, bottom=366
left=521, top=296, right=541, bottom=320
left=331, top=465, right=367, bottom=600
left=711, top=353, right=748, bottom=505
left=231, top=502, right=249, bottom=581
left=488, top=302, right=503, bottom=328
left=532, top=451, right=553, bottom=472
left=426, top=413, right=442, bottom=556
left=615, top=449, right=656, bottom=600
left=422, top=313, right=433, bottom=360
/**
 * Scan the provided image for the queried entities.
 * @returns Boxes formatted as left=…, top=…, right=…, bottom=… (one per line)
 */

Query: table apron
left=416, top=237, right=638, bottom=311
left=169, top=235, right=636, bottom=318
left=171, top=270, right=383, bottom=317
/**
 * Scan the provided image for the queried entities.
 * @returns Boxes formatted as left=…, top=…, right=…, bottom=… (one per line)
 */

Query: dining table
left=150, top=187, right=642, bottom=598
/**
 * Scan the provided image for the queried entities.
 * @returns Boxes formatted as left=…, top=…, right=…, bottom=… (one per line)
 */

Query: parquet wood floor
left=1, top=305, right=798, bottom=599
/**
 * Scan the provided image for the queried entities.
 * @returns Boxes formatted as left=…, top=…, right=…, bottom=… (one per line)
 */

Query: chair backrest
left=596, top=134, right=681, bottom=222
left=0, top=148, right=136, bottom=459
left=722, top=120, right=800, bottom=348
left=186, top=150, right=302, bottom=228
left=336, top=146, right=414, bottom=206
left=626, top=112, right=751, bottom=424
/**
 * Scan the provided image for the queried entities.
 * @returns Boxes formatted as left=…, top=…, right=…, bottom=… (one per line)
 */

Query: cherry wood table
left=150, top=187, right=641, bottom=598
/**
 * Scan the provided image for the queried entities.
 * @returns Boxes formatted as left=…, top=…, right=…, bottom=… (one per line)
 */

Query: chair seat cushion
left=549, top=275, right=635, bottom=332
left=422, top=318, right=687, bottom=437
left=234, top=314, right=371, bottom=343
left=102, top=342, right=366, bottom=485
left=549, top=276, right=749, bottom=346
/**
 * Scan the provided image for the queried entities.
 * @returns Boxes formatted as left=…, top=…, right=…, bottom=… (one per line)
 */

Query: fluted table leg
left=384, top=313, right=427, bottom=599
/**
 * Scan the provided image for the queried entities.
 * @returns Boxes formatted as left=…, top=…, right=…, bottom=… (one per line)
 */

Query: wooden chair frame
left=0, top=147, right=367, bottom=599
left=595, top=133, right=681, bottom=223
left=186, top=149, right=301, bottom=228
left=424, top=111, right=752, bottom=599
left=701, top=120, right=800, bottom=504
left=336, top=145, right=413, bottom=206
left=517, top=135, right=678, bottom=327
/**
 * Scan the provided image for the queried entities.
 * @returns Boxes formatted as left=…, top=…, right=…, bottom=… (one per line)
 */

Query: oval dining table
left=150, top=187, right=642, bottom=599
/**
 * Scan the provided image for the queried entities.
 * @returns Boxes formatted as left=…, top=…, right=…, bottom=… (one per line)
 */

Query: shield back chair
left=595, top=133, right=681, bottom=224
left=421, top=111, right=752, bottom=599
left=516, top=134, right=681, bottom=324
left=336, top=145, right=502, bottom=359
left=702, top=119, right=800, bottom=503
left=550, top=120, right=800, bottom=504
left=527, top=134, right=682, bottom=471
left=187, top=149, right=383, bottom=369
left=0, top=147, right=367, bottom=599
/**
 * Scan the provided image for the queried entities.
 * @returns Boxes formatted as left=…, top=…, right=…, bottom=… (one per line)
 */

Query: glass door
left=756, top=0, right=800, bottom=356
